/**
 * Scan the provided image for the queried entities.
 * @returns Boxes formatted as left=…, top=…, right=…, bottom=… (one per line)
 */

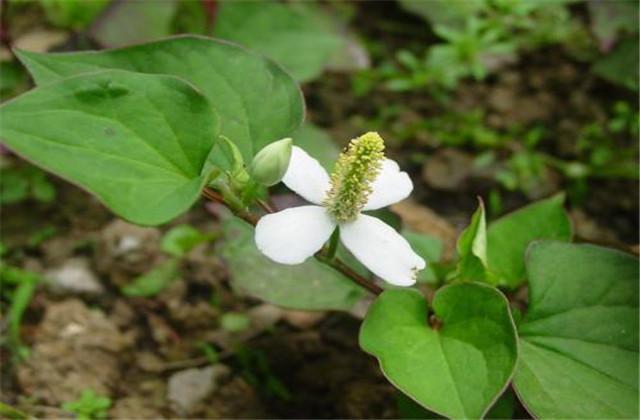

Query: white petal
left=363, top=159, right=413, bottom=210
left=340, top=214, right=425, bottom=286
left=255, top=205, right=336, bottom=265
left=282, top=146, right=331, bottom=204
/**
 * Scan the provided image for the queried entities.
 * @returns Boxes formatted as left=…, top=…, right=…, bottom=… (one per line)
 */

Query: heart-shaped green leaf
left=0, top=70, right=217, bottom=225
left=15, top=35, right=304, bottom=166
left=487, top=194, right=571, bottom=287
left=514, top=241, right=639, bottom=418
left=219, top=216, right=364, bottom=311
left=360, top=284, right=518, bottom=419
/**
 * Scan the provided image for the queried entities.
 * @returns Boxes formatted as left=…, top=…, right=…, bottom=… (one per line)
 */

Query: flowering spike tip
left=324, top=132, right=385, bottom=222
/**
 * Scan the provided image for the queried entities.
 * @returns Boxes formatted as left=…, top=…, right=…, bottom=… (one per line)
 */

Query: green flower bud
left=251, top=138, right=293, bottom=186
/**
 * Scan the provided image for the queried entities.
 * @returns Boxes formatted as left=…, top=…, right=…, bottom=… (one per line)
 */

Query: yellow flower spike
left=323, top=132, right=385, bottom=222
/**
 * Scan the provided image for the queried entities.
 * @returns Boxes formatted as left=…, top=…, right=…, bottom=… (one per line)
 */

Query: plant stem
left=202, top=188, right=258, bottom=224
left=316, top=251, right=383, bottom=295
left=202, top=188, right=383, bottom=296
left=257, top=199, right=274, bottom=213
left=326, top=228, right=340, bottom=260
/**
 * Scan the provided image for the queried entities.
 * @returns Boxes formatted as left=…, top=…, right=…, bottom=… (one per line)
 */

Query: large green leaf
left=15, top=35, right=304, bottom=165
left=214, top=1, right=343, bottom=82
left=487, top=194, right=571, bottom=287
left=514, top=241, right=639, bottom=418
left=219, top=216, right=363, bottom=311
left=0, top=70, right=217, bottom=225
left=360, top=284, right=518, bottom=419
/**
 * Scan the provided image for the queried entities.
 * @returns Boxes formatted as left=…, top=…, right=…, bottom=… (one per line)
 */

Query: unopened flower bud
left=251, top=138, right=293, bottom=186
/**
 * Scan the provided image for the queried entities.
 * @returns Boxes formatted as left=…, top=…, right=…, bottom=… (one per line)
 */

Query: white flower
left=254, top=139, right=426, bottom=286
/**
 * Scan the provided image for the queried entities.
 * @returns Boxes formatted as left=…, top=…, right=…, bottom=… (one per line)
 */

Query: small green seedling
left=197, top=342, right=220, bottom=364
left=62, top=390, right=111, bottom=420
left=0, top=164, right=55, bottom=205
left=0, top=401, right=31, bottom=420
left=160, top=224, right=217, bottom=258
left=220, top=312, right=251, bottom=333
left=120, top=223, right=216, bottom=298
left=236, top=346, right=291, bottom=401
left=0, top=262, right=40, bottom=362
